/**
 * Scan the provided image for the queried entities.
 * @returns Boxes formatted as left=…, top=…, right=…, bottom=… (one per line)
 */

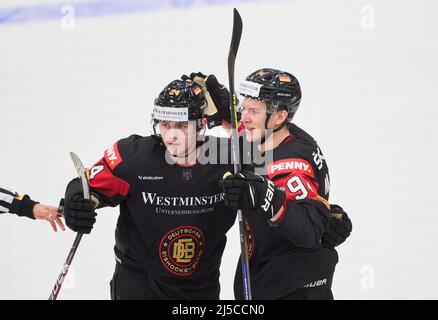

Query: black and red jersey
left=235, top=124, right=338, bottom=299
left=87, top=135, right=236, bottom=299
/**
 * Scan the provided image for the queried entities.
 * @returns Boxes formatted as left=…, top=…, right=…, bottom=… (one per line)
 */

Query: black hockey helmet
left=152, top=79, right=207, bottom=133
left=239, top=68, right=301, bottom=122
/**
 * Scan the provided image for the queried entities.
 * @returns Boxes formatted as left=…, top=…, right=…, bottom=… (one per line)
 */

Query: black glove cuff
left=11, top=195, right=38, bottom=219
left=206, top=113, right=225, bottom=129
left=257, top=186, right=286, bottom=221
left=272, top=187, right=286, bottom=214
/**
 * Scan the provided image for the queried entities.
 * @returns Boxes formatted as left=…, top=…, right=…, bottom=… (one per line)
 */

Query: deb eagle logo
left=159, top=226, right=205, bottom=276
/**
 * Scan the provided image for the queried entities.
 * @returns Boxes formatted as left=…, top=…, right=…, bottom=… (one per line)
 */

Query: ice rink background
left=0, top=0, right=437, bottom=299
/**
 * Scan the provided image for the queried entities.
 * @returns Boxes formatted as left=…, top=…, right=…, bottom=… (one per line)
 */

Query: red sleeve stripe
left=104, top=142, right=123, bottom=170
left=89, top=159, right=130, bottom=198
left=273, top=173, right=320, bottom=202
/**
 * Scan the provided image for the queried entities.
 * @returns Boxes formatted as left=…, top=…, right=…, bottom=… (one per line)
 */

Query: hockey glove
left=64, top=178, right=97, bottom=234
left=321, top=204, right=352, bottom=248
left=182, top=72, right=233, bottom=128
left=219, top=171, right=286, bottom=221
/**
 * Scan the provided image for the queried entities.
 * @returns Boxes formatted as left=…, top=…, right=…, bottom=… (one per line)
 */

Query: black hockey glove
left=181, top=72, right=207, bottom=82
left=219, top=171, right=286, bottom=221
left=321, top=204, right=352, bottom=248
left=64, top=178, right=97, bottom=234
left=182, top=72, right=233, bottom=128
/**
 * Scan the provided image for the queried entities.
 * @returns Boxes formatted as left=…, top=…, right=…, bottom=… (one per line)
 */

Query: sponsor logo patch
left=138, top=175, right=164, bottom=181
left=104, top=142, right=123, bottom=170
left=153, top=106, right=189, bottom=122
left=238, top=80, right=262, bottom=98
left=303, top=279, right=327, bottom=288
left=267, top=158, right=314, bottom=178
left=159, top=226, right=205, bottom=276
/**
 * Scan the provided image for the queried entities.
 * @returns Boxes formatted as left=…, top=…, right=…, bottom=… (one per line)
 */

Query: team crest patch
left=159, top=226, right=205, bottom=276
left=168, top=88, right=180, bottom=96
left=182, top=169, right=193, bottom=181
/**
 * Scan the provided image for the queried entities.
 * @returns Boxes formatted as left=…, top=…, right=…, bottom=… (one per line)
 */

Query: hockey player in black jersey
left=218, top=68, right=352, bottom=299
left=62, top=78, right=238, bottom=299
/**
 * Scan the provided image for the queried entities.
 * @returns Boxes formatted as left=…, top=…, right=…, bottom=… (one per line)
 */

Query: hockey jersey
left=86, top=135, right=236, bottom=299
left=234, top=124, right=338, bottom=299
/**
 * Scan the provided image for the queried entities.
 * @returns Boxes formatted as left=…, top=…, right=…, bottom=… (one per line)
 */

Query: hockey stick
left=227, top=8, right=252, bottom=300
left=48, top=152, right=89, bottom=300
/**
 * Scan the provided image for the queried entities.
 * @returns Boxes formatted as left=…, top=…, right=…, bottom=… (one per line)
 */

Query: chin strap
left=260, top=113, right=287, bottom=144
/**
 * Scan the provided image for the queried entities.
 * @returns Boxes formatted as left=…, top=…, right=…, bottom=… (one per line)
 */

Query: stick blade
left=70, top=152, right=85, bottom=176
left=69, top=152, right=90, bottom=199
left=230, top=8, right=243, bottom=57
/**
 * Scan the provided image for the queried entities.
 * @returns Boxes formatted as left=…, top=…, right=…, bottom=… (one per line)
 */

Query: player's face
left=240, top=98, right=268, bottom=142
left=160, top=121, right=198, bottom=157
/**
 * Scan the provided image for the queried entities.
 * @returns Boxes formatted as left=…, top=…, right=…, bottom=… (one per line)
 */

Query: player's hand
left=32, top=204, right=66, bottom=232
left=182, top=72, right=232, bottom=128
left=219, top=171, right=285, bottom=221
left=181, top=71, right=207, bottom=83
left=64, top=179, right=97, bottom=234
left=321, top=204, right=352, bottom=248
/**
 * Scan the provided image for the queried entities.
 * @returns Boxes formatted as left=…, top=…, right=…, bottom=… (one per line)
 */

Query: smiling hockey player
left=219, top=68, right=352, bottom=300
left=62, top=77, right=238, bottom=299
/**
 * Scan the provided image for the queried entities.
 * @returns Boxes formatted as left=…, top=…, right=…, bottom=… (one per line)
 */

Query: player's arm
left=270, top=170, right=353, bottom=249
left=63, top=139, right=132, bottom=234
left=264, top=159, right=331, bottom=248
left=321, top=204, right=353, bottom=248
left=181, top=72, right=235, bottom=131
left=87, top=142, right=131, bottom=208
left=219, top=159, right=331, bottom=248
